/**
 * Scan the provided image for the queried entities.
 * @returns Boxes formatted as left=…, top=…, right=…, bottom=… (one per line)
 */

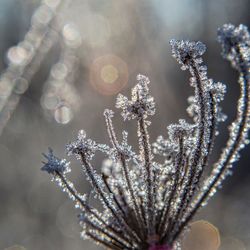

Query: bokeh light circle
left=41, top=93, right=60, bottom=110
left=101, top=64, right=119, bottom=84
left=51, top=63, right=68, bottom=80
left=13, top=78, right=29, bottom=94
left=54, top=105, right=73, bottom=124
left=62, top=23, right=82, bottom=48
left=90, top=54, right=128, bottom=95
left=182, top=220, right=221, bottom=250
left=7, top=46, right=29, bottom=65
left=31, top=5, right=53, bottom=26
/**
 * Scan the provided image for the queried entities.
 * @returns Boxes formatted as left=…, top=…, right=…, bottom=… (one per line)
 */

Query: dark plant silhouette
left=42, top=24, right=250, bottom=250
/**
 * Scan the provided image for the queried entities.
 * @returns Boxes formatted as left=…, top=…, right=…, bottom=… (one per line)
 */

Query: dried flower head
left=41, top=24, right=250, bottom=250
left=41, top=148, right=70, bottom=174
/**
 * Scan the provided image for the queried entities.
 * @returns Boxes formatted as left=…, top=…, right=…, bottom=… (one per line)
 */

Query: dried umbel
left=42, top=24, right=250, bottom=250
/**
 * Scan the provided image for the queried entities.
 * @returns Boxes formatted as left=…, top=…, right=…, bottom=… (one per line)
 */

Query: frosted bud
left=153, top=136, right=177, bottom=158
left=211, top=82, right=227, bottom=102
left=170, top=39, right=206, bottom=70
left=103, top=109, right=114, bottom=118
left=66, top=130, right=98, bottom=161
left=217, top=24, right=250, bottom=69
left=168, top=119, right=197, bottom=141
left=116, top=75, right=156, bottom=120
left=42, top=148, right=71, bottom=174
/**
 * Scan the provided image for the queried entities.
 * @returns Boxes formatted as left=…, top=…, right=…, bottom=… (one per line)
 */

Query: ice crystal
left=167, top=119, right=196, bottom=142
left=169, top=39, right=206, bottom=70
left=41, top=148, right=70, bottom=174
left=218, top=24, right=250, bottom=69
left=41, top=24, right=250, bottom=250
left=116, top=75, right=155, bottom=120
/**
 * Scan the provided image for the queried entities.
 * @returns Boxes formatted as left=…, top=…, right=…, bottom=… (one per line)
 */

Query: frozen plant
left=42, top=24, right=250, bottom=250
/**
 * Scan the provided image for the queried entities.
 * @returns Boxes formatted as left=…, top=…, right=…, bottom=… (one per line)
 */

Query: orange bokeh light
left=90, top=54, right=129, bottom=95
left=182, top=220, right=221, bottom=250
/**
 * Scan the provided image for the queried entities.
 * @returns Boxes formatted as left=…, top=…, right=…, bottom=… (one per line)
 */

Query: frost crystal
left=218, top=24, right=250, bottom=69
left=167, top=119, right=196, bottom=142
left=170, top=39, right=206, bottom=70
left=153, top=135, right=177, bottom=158
left=116, top=74, right=155, bottom=120
left=41, top=24, right=250, bottom=250
left=42, top=148, right=70, bottom=174
left=66, top=130, right=101, bottom=160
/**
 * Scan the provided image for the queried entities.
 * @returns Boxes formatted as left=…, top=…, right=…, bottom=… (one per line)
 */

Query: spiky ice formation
left=42, top=24, right=250, bottom=250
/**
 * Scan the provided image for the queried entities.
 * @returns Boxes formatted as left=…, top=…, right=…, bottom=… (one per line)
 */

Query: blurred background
left=0, top=0, right=250, bottom=249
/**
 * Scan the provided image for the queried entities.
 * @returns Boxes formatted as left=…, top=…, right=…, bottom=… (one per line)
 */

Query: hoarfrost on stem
left=41, top=24, right=250, bottom=250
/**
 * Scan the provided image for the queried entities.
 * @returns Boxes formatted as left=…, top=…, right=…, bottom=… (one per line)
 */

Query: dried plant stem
left=42, top=24, right=250, bottom=250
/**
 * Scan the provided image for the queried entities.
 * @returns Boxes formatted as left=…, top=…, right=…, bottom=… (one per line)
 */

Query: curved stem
left=104, top=112, right=146, bottom=237
left=172, top=45, right=250, bottom=243
left=80, top=154, right=141, bottom=244
left=56, top=172, right=133, bottom=246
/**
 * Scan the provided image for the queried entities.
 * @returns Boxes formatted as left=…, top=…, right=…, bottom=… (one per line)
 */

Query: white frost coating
left=116, top=74, right=156, bottom=120
left=41, top=24, right=250, bottom=250
left=42, top=148, right=70, bottom=174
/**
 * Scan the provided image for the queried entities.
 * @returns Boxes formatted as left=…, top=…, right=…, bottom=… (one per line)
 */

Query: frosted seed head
left=170, top=39, right=206, bottom=70
left=116, top=74, right=155, bottom=120
left=41, top=23, right=250, bottom=249
left=153, top=136, right=178, bottom=158
left=66, top=130, right=98, bottom=160
left=136, top=74, right=150, bottom=84
left=168, top=119, right=197, bottom=142
left=217, top=24, right=250, bottom=68
left=218, top=24, right=250, bottom=54
left=118, top=143, right=134, bottom=161
left=211, top=82, right=227, bottom=102
left=115, top=94, right=132, bottom=120
left=41, top=148, right=70, bottom=174
left=115, top=94, right=128, bottom=110
left=103, top=108, right=114, bottom=118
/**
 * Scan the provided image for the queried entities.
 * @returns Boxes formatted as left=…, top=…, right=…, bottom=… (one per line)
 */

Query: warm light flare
left=182, top=220, right=221, bottom=250
left=90, top=54, right=128, bottom=95
left=101, top=64, right=119, bottom=84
